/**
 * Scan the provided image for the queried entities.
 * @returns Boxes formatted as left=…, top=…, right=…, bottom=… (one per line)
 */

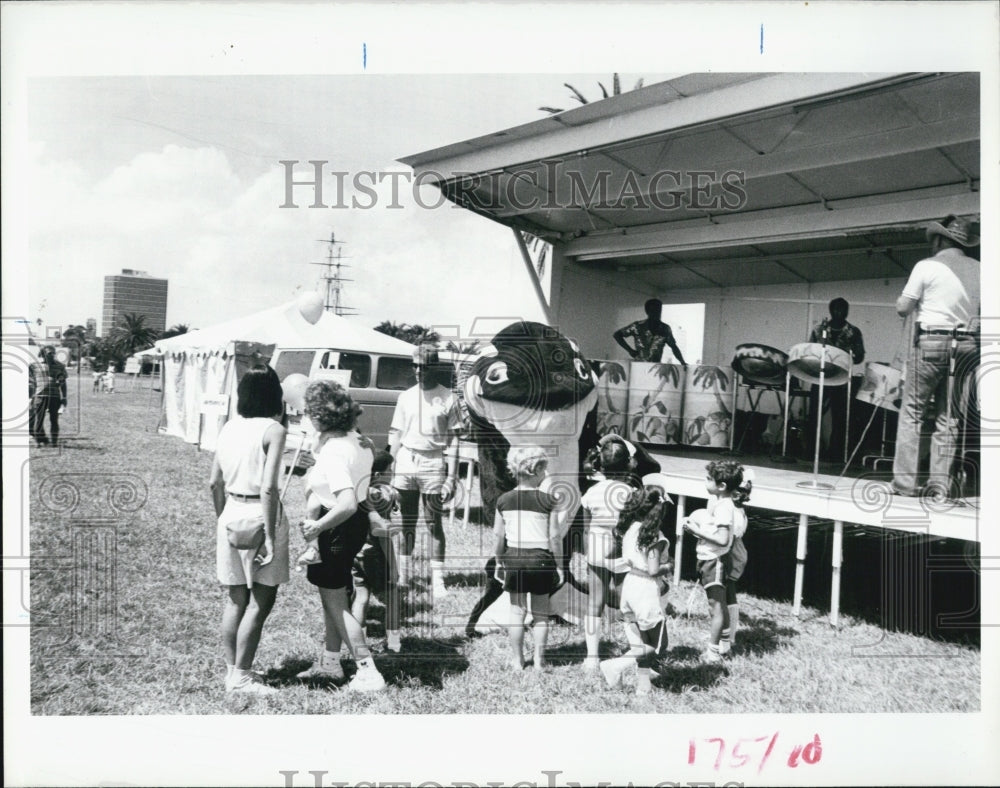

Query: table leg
left=830, top=519, right=844, bottom=627
left=792, top=513, right=808, bottom=617
left=673, top=495, right=685, bottom=588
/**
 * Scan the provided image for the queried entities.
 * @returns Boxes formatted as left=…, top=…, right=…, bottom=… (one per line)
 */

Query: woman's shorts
left=306, top=509, right=371, bottom=590
left=697, top=554, right=731, bottom=590
left=500, top=547, right=559, bottom=596
left=620, top=573, right=665, bottom=630
left=217, top=499, right=290, bottom=587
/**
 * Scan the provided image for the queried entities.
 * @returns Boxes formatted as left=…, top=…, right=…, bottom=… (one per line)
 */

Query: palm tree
left=160, top=323, right=190, bottom=340
left=60, top=325, right=88, bottom=361
left=539, top=73, right=645, bottom=115
left=374, top=321, right=440, bottom=346
left=111, top=313, right=159, bottom=357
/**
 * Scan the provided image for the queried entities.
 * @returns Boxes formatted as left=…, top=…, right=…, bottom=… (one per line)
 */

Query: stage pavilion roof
left=400, top=72, right=980, bottom=291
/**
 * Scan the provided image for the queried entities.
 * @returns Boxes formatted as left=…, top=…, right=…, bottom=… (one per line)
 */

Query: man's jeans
left=892, top=334, right=978, bottom=495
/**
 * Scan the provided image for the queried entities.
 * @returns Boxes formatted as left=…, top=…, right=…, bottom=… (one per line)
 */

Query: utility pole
left=310, top=232, right=357, bottom=316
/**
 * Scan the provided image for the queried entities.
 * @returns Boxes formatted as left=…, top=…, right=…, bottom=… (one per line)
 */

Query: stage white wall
left=555, top=260, right=909, bottom=371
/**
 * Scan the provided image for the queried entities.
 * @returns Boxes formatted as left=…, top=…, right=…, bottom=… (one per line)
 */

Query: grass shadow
left=378, top=636, right=470, bottom=689
left=267, top=657, right=343, bottom=689
left=735, top=614, right=798, bottom=656
left=653, top=661, right=729, bottom=692
left=444, top=570, right=487, bottom=590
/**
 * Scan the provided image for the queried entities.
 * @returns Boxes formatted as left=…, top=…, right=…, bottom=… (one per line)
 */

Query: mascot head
left=464, top=321, right=598, bottom=444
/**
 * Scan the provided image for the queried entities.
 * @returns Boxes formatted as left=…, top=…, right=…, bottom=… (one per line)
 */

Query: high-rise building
left=102, top=270, right=168, bottom=336
left=85, top=318, right=97, bottom=341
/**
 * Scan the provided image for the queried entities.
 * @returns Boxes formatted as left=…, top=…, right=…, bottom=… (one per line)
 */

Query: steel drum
left=787, top=342, right=851, bottom=386
left=856, top=362, right=903, bottom=412
left=731, top=343, right=789, bottom=387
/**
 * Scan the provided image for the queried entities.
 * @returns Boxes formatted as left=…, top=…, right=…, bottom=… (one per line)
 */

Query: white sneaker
left=296, top=658, right=345, bottom=680
left=600, top=661, right=624, bottom=688
left=718, top=640, right=732, bottom=657
left=580, top=657, right=600, bottom=673
left=227, top=672, right=278, bottom=695
left=348, top=666, right=387, bottom=693
left=386, top=632, right=402, bottom=653
left=704, top=647, right=723, bottom=664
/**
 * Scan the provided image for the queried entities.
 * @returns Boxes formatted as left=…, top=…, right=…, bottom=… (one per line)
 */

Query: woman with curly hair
left=296, top=381, right=387, bottom=692
left=209, top=365, right=288, bottom=695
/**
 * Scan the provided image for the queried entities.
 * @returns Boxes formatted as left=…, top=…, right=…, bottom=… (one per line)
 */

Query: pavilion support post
left=792, top=513, right=809, bottom=617
left=512, top=228, right=554, bottom=325
left=830, top=519, right=844, bottom=627
left=673, top=495, right=686, bottom=588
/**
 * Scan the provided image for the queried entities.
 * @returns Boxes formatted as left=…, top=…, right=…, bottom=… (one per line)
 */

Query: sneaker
left=600, top=661, right=623, bottom=688
left=386, top=632, right=402, bottom=653
left=227, top=672, right=278, bottom=695
left=296, top=658, right=345, bottom=680
left=718, top=640, right=732, bottom=657
left=347, top=666, right=387, bottom=693
left=580, top=657, right=600, bottom=673
left=703, top=647, right=723, bottom=664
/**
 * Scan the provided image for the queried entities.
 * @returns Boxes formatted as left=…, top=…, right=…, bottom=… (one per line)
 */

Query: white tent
left=152, top=299, right=415, bottom=449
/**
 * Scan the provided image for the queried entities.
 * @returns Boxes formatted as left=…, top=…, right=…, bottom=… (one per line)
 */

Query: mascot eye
left=574, top=358, right=590, bottom=380
left=485, top=361, right=509, bottom=385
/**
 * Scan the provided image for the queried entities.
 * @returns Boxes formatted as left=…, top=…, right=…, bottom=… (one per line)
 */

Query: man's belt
left=228, top=492, right=261, bottom=502
left=918, top=326, right=976, bottom=337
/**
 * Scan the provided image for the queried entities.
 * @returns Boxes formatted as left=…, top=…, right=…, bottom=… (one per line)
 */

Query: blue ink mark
left=363, top=42, right=367, bottom=69
left=760, top=24, right=764, bottom=54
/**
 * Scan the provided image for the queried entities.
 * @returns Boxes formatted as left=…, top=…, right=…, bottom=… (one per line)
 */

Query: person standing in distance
left=893, top=215, right=980, bottom=499
left=389, top=344, right=462, bottom=597
left=29, top=345, right=68, bottom=447
left=613, top=298, right=688, bottom=364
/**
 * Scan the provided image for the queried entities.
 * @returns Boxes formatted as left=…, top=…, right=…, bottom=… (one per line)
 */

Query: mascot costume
left=461, top=321, right=599, bottom=634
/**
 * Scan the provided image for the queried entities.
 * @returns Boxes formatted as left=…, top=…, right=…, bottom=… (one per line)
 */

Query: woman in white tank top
left=209, top=365, right=288, bottom=695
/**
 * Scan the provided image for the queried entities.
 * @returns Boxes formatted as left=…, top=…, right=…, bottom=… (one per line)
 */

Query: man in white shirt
left=389, top=344, right=462, bottom=596
left=892, top=215, right=980, bottom=498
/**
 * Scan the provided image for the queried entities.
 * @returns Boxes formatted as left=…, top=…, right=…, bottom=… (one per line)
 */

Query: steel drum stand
left=774, top=370, right=798, bottom=464
left=797, top=338, right=835, bottom=491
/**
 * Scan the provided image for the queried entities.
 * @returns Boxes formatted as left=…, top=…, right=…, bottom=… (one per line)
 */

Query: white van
left=271, top=347, right=416, bottom=451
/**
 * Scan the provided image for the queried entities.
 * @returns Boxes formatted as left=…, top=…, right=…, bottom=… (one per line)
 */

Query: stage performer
left=613, top=298, right=688, bottom=364
left=892, top=215, right=980, bottom=499
left=389, top=343, right=463, bottom=598
left=806, top=297, right=865, bottom=460
left=462, top=321, right=599, bottom=636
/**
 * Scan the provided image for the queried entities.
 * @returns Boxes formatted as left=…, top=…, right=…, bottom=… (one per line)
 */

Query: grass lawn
left=28, top=376, right=980, bottom=714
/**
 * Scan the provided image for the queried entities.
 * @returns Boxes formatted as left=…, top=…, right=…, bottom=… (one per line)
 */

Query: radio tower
left=311, top=232, right=356, bottom=316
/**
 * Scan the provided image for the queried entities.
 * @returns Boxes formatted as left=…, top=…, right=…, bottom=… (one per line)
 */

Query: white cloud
left=28, top=142, right=544, bottom=338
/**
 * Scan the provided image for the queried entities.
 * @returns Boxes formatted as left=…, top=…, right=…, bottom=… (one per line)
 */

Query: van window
left=377, top=357, right=416, bottom=390
left=338, top=352, right=372, bottom=388
left=273, top=350, right=314, bottom=380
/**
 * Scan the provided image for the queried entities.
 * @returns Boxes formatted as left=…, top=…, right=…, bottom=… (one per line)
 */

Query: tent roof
left=152, top=301, right=416, bottom=357
left=400, top=72, right=980, bottom=289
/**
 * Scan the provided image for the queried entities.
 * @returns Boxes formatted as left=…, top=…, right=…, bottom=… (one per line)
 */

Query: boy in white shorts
left=389, top=344, right=462, bottom=597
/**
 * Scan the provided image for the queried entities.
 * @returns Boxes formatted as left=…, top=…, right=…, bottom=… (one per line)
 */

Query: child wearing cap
left=495, top=445, right=563, bottom=670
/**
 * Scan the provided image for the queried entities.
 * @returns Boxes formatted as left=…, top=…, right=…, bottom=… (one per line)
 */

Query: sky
left=25, top=73, right=666, bottom=337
